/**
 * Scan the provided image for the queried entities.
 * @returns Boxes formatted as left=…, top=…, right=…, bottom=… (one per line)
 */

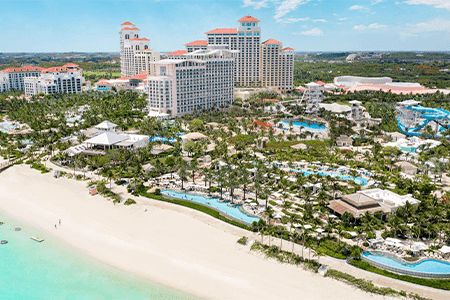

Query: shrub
left=363, top=242, right=369, bottom=247
left=154, top=188, right=161, bottom=195
left=237, top=236, right=248, bottom=245
left=124, top=198, right=136, bottom=206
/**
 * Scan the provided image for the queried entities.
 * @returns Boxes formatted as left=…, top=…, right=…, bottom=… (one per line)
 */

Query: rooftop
left=263, top=38, right=282, bottom=45
left=184, top=40, right=208, bottom=46
left=238, top=16, right=260, bottom=22
left=205, top=28, right=238, bottom=34
left=130, top=37, right=149, bottom=41
left=121, top=21, right=135, bottom=26
left=166, top=50, right=187, bottom=56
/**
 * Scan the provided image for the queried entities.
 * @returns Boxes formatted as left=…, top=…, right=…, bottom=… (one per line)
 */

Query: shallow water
left=0, top=212, right=201, bottom=300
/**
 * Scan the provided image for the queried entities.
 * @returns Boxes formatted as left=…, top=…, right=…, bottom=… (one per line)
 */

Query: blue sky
left=1, top=0, right=449, bottom=52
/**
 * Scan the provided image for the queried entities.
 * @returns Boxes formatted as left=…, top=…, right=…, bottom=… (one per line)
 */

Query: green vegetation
left=350, top=259, right=450, bottom=291
left=124, top=198, right=136, bottom=206
left=237, top=236, right=248, bottom=245
left=31, top=162, right=51, bottom=174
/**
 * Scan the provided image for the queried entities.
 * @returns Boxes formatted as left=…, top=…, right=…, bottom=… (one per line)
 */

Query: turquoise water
left=291, top=169, right=368, bottom=185
left=400, top=146, right=417, bottom=153
left=0, top=212, right=201, bottom=300
left=67, top=117, right=81, bottom=123
left=0, top=122, right=18, bottom=133
left=162, top=190, right=260, bottom=224
left=363, top=252, right=450, bottom=275
left=282, top=120, right=326, bottom=130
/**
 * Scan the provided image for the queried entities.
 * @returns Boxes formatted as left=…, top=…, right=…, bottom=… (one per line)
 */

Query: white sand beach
left=0, top=165, right=403, bottom=300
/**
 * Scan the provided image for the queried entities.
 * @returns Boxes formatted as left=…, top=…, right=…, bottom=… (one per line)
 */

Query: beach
left=0, top=165, right=399, bottom=300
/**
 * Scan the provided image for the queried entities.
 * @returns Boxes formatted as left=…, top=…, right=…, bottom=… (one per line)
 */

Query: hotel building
left=205, top=16, right=294, bottom=92
left=0, top=66, right=45, bottom=92
left=24, top=63, right=84, bottom=96
left=145, top=47, right=237, bottom=117
left=119, top=21, right=160, bottom=77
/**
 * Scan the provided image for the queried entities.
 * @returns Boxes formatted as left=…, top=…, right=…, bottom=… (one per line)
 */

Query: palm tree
left=239, top=167, right=252, bottom=201
left=179, top=162, right=188, bottom=190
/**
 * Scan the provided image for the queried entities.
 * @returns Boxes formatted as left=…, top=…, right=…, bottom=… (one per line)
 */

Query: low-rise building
left=24, top=64, right=84, bottom=96
left=336, top=135, right=353, bottom=147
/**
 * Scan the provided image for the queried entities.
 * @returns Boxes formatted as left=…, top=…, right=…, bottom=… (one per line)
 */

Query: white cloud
left=407, top=19, right=450, bottom=32
left=274, top=0, right=312, bottom=21
left=349, top=5, right=366, bottom=10
left=313, top=19, right=327, bottom=23
left=371, top=0, right=383, bottom=4
left=353, top=23, right=388, bottom=30
left=283, top=17, right=310, bottom=23
left=339, top=17, right=347, bottom=21
left=243, top=0, right=269, bottom=9
left=404, top=0, right=450, bottom=10
left=295, top=27, right=323, bottom=36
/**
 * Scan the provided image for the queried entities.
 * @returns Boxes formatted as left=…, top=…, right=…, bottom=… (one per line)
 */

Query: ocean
left=0, top=212, right=201, bottom=300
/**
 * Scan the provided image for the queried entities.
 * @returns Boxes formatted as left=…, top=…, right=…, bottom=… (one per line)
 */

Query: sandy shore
left=0, top=165, right=398, bottom=300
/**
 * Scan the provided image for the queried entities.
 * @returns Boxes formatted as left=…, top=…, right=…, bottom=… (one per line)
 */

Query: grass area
left=265, top=140, right=300, bottom=149
left=350, top=259, right=450, bottom=291
left=31, top=162, right=51, bottom=174
left=139, top=192, right=251, bottom=230
left=84, top=71, right=121, bottom=77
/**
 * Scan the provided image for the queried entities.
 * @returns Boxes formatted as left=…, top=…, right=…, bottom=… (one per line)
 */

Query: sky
left=1, top=0, right=450, bottom=52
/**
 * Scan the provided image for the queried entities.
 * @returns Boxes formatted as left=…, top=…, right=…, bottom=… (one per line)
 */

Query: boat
left=1, top=240, right=8, bottom=244
left=31, top=236, right=44, bottom=242
left=14, top=227, right=21, bottom=231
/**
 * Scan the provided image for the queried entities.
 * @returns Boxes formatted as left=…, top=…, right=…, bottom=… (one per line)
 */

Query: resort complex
left=3, top=3, right=450, bottom=300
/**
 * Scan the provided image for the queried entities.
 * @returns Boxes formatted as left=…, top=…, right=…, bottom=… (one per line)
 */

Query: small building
left=150, top=144, right=174, bottom=155
left=181, top=132, right=208, bottom=142
left=395, top=161, right=418, bottom=175
left=328, top=193, right=390, bottom=218
left=336, top=135, right=353, bottom=147
left=387, top=131, right=406, bottom=142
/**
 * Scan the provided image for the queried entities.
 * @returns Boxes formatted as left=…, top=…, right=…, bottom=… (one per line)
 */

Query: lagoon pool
left=291, top=169, right=368, bottom=186
left=282, top=120, right=326, bottom=130
left=400, top=146, right=417, bottom=153
left=362, top=252, right=450, bottom=276
left=161, top=190, right=259, bottom=224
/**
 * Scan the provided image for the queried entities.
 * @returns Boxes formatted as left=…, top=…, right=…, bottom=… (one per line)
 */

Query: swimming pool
left=0, top=122, right=18, bottom=133
left=66, top=116, right=81, bottom=123
left=161, top=190, right=259, bottom=224
left=400, top=146, right=417, bottom=153
left=291, top=169, right=368, bottom=186
left=362, top=252, right=450, bottom=278
left=282, top=120, right=326, bottom=130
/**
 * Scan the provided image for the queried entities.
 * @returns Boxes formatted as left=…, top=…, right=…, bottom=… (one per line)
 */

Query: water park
left=396, top=100, right=450, bottom=137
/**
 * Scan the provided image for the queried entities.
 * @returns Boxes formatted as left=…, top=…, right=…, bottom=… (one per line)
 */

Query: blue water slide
left=398, top=105, right=450, bottom=137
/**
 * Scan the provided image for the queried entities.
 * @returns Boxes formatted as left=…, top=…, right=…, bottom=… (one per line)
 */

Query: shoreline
left=0, top=165, right=400, bottom=300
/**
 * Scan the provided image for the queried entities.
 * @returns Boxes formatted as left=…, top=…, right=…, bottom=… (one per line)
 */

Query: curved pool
left=291, top=169, right=368, bottom=186
left=161, top=190, right=260, bottom=224
left=282, top=120, right=326, bottom=130
left=362, top=252, right=450, bottom=278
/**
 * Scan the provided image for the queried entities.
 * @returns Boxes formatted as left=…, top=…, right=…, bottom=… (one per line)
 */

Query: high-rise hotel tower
left=204, top=16, right=293, bottom=92
left=119, top=21, right=160, bottom=77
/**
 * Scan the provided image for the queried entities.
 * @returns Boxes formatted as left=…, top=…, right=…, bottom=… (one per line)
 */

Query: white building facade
left=119, top=21, right=160, bottom=77
left=0, top=66, right=45, bottom=92
left=260, top=39, right=294, bottom=92
left=145, top=47, right=237, bottom=117
left=23, top=64, right=84, bottom=96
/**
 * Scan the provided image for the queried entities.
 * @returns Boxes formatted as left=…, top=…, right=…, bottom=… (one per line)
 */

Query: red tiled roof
left=205, top=28, right=238, bottom=34
left=284, top=47, right=294, bottom=51
left=121, top=21, right=134, bottom=26
left=184, top=40, right=208, bottom=46
left=166, top=50, right=187, bottom=56
left=2, top=66, right=45, bottom=73
left=63, top=63, right=79, bottom=67
left=130, top=37, right=149, bottom=41
left=315, top=81, right=326, bottom=85
left=262, top=98, right=279, bottom=102
left=130, top=74, right=149, bottom=80
left=116, top=77, right=130, bottom=80
left=263, top=38, right=282, bottom=45
left=238, top=16, right=260, bottom=22
left=122, top=27, right=140, bottom=31
left=249, top=120, right=272, bottom=128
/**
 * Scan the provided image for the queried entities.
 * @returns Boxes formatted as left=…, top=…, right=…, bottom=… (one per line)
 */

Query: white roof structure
left=319, top=103, right=351, bottom=114
left=396, top=100, right=420, bottom=107
left=182, top=132, right=208, bottom=141
left=95, top=120, right=118, bottom=130
left=439, top=245, right=450, bottom=254
left=359, top=188, right=420, bottom=211
left=148, top=111, right=170, bottom=118
left=85, top=132, right=128, bottom=146
left=305, top=82, right=320, bottom=88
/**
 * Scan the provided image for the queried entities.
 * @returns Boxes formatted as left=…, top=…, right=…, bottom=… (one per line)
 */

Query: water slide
left=397, top=105, right=450, bottom=136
